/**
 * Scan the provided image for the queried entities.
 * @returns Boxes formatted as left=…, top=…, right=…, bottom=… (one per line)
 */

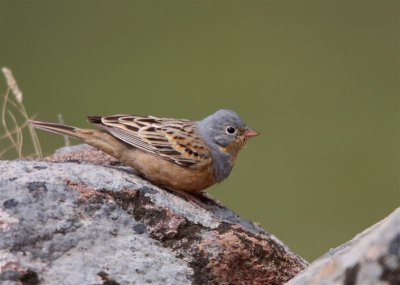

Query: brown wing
left=87, top=115, right=212, bottom=168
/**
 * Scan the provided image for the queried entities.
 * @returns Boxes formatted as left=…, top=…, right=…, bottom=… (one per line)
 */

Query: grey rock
left=0, top=145, right=307, bottom=285
left=286, top=208, right=400, bottom=285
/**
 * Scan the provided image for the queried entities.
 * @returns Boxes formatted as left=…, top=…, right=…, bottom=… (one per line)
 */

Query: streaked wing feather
left=103, top=126, right=155, bottom=153
left=92, top=115, right=211, bottom=167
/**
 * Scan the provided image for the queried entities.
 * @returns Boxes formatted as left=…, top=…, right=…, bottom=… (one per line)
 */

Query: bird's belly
left=120, top=149, right=216, bottom=192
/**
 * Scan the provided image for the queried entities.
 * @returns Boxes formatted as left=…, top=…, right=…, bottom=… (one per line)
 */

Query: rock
left=0, top=145, right=307, bottom=285
left=286, top=208, right=400, bottom=285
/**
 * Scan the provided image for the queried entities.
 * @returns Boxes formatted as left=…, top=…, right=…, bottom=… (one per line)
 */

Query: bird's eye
left=226, top=126, right=236, bottom=135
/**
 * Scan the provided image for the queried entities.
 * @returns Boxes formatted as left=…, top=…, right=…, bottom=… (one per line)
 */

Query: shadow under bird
left=28, top=109, right=258, bottom=193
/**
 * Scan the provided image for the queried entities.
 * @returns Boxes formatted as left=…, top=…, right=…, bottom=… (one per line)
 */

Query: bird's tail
left=27, top=119, right=122, bottom=158
left=27, top=120, right=88, bottom=140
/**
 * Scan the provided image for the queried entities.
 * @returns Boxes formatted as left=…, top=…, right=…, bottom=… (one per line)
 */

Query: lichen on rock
left=0, top=145, right=307, bottom=285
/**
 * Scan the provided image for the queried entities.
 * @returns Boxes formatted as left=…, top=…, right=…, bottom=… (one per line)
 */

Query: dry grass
left=1, top=67, right=43, bottom=159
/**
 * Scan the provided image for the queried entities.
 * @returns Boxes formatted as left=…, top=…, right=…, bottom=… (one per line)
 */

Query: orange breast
left=83, top=130, right=216, bottom=192
left=119, top=148, right=216, bottom=192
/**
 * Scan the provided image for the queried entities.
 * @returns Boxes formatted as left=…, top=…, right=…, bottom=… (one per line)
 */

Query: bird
left=28, top=109, right=258, bottom=193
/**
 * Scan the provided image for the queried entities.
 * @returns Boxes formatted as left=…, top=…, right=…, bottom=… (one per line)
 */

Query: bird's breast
left=119, top=148, right=216, bottom=192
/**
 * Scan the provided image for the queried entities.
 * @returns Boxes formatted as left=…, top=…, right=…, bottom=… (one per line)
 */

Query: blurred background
left=1, top=0, right=398, bottom=261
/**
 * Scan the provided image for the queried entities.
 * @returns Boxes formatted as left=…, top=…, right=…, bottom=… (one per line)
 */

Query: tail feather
left=87, top=116, right=102, bottom=124
left=27, top=119, right=121, bottom=158
left=27, top=120, right=84, bottom=140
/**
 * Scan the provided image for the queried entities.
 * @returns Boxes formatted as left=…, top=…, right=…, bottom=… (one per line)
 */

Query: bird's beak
left=244, top=128, right=259, bottom=138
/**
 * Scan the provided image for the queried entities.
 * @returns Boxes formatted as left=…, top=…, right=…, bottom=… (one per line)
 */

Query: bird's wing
left=87, top=115, right=212, bottom=168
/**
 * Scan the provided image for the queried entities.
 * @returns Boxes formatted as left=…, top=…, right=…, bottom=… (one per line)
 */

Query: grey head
left=196, top=109, right=258, bottom=182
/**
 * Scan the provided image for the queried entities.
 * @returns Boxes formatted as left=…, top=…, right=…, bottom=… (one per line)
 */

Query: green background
left=1, top=0, right=398, bottom=261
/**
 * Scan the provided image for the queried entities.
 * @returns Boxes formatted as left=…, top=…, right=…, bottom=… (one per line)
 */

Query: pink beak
left=244, top=128, right=259, bottom=138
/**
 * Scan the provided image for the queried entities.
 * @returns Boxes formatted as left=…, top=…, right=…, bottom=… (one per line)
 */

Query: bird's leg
left=194, top=191, right=224, bottom=208
left=164, top=188, right=214, bottom=209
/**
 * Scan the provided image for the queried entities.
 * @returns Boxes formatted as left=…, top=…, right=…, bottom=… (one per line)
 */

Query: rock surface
left=0, top=145, right=307, bottom=285
left=287, top=208, right=400, bottom=285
